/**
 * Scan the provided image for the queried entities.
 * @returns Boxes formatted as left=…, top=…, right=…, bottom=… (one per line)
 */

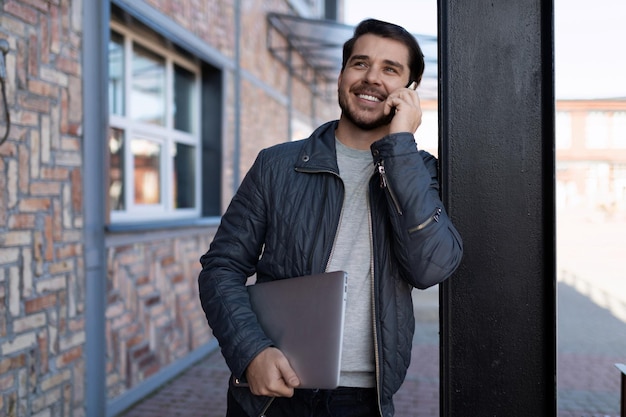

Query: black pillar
left=438, top=1, right=556, bottom=416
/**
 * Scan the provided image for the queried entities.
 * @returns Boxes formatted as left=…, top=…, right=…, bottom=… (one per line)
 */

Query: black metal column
left=438, top=1, right=556, bottom=416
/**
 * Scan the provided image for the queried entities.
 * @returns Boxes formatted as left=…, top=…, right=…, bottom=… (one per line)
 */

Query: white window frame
left=109, top=21, right=202, bottom=223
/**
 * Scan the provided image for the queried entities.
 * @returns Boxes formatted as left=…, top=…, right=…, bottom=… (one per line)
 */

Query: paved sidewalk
left=118, top=281, right=625, bottom=417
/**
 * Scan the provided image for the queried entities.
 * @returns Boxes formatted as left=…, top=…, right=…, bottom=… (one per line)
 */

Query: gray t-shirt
left=327, top=138, right=376, bottom=388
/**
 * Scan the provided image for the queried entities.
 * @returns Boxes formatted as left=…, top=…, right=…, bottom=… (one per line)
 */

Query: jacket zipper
left=376, top=161, right=403, bottom=215
left=368, top=200, right=384, bottom=417
left=409, top=207, right=442, bottom=233
left=258, top=398, right=274, bottom=417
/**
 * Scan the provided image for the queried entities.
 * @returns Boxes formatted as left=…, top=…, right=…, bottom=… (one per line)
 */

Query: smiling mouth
left=357, top=93, right=382, bottom=103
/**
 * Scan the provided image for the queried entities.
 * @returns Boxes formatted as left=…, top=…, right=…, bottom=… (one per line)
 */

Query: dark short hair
left=341, top=18, right=425, bottom=86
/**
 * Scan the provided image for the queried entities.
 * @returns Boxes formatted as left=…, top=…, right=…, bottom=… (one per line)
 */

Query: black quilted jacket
left=198, top=120, right=463, bottom=417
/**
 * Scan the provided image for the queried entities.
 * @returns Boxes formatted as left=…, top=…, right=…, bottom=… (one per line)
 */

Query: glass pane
left=174, top=64, right=195, bottom=133
left=108, top=128, right=125, bottom=210
left=131, top=44, right=166, bottom=126
left=108, top=31, right=124, bottom=116
left=586, top=112, right=608, bottom=149
left=173, top=143, right=196, bottom=209
left=132, top=138, right=161, bottom=205
left=613, top=112, right=626, bottom=148
left=556, top=112, right=572, bottom=149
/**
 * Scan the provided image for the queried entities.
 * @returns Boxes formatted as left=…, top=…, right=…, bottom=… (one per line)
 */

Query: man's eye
left=384, top=67, right=398, bottom=73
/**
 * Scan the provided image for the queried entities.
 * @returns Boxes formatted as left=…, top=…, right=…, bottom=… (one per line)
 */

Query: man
left=199, top=18, right=463, bottom=417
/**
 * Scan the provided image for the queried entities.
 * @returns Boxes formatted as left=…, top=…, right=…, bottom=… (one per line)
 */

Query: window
left=612, top=112, right=626, bottom=148
left=108, top=22, right=201, bottom=223
left=556, top=111, right=572, bottom=149
left=585, top=111, right=609, bottom=149
left=288, top=0, right=324, bottom=17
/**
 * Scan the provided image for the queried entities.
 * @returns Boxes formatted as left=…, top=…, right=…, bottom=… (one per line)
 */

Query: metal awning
left=266, top=12, right=438, bottom=98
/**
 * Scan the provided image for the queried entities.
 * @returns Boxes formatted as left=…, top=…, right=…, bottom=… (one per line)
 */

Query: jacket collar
left=294, top=120, right=341, bottom=174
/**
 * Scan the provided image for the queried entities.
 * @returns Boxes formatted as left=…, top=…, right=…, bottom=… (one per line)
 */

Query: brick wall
left=0, top=0, right=86, bottom=416
left=103, top=0, right=340, bottom=403
left=104, top=231, right=214, bottom=398
left=0, top=0, right=343, bottom=414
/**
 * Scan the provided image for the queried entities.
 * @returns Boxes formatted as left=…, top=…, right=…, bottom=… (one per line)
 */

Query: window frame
left=108, top=21, right=202, bottom=224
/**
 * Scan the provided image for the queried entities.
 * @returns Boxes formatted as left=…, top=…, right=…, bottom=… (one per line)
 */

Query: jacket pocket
left=408, top=207, right=442, bottom=233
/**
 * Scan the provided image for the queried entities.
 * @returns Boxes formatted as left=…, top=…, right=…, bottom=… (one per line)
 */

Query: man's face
left=338, top=34, right=412, bottom=131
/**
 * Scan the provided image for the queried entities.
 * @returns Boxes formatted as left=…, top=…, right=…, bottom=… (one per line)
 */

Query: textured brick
left=37, top=330, right=49, bottom=374
left=24, top=293, right=57, bottom=314
left=22, top=248, right=33, bottom=297
left=1, top=332, right=37, bottom=355
left=70, top=168, right=81, bottom=213
left=56, top=346, right=82, bottom=368
left=18, top=198, right=51, bottom=212
left=40, top=66, right=69, bottom=87
left=12, top=109, right=39, bottom=126
left=29, top=129, right=42, bottom=181
left=0, top=248, right=20, bottom=263
left=48, top=260, right=73, bottom=275
left=55, top=56, right=80, bottom=76
left=0, top=373, right=15, bottom=391
left=58, top=331, right=85, bottom=351
left=55, top=243, right=81, bottom=259
left=2, top=231, right=32, bottom=246
left=19, top=142, right=30, bottom=193
left=13, top=313, right=47, bottom=333
left=41, top=115, right=50, bottom=163
left=9, top=266, right=20, bottom=316
left=4, top=0, right=39, bottom=25
left=40, top=166, right=69, bottom=181
left=28, top=29, right=39, bottom=78
left=18, top=92, right=51, bottom=113
left=55, top=151, right=81, bottom=166
left=39, top=369, right=70, bottom=392
left=7, top=214, right=36, bottom=229
left=36, top=276, right=66, bottom=293
left=7, top=158, right=18, bottom=208
left=44, top=215, right=54, bottom=261
left=0, top=354, right=26, bottom=374
left=30, top=181, right=62, bottom=196
left=28, top=79, right=58, bottom=97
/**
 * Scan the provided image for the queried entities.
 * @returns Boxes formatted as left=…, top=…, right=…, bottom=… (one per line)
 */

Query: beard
left=338, top=88, right=394, bottom=131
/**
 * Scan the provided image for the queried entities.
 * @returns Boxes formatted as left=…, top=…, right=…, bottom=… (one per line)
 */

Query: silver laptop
left=247, top=271, right=348, bottom=389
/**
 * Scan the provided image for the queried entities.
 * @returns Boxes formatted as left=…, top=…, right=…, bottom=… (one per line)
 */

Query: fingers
left=245, top=347, right=300, bottom=397
left=385, top=85, right=422, bottom=134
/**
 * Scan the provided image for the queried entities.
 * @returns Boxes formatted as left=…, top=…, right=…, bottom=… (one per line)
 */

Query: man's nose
left=363, top=67, right=382, bottom=84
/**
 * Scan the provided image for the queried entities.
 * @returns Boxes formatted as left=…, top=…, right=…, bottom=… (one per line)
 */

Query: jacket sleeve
left=198, top=150, right=274, bottom=379
left=371, top=133, right=463, bottom=289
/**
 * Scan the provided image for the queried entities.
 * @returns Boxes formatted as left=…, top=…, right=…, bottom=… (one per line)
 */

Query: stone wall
left=0, top=0, right=341, bottom=414
left=0, top=0, right=86, bottom=415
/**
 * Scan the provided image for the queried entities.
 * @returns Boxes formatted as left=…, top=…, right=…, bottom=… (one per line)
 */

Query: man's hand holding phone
left=384, top=81, right=422, bottom=135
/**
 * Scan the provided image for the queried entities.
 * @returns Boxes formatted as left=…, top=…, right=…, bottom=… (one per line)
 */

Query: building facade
left=556, top=99, right=626, bottom=217
left=0, top=1, right=343, bottom=416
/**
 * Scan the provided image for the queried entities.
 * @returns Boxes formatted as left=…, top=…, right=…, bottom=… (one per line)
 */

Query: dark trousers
left=226, top=386, right=379, bottom=417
